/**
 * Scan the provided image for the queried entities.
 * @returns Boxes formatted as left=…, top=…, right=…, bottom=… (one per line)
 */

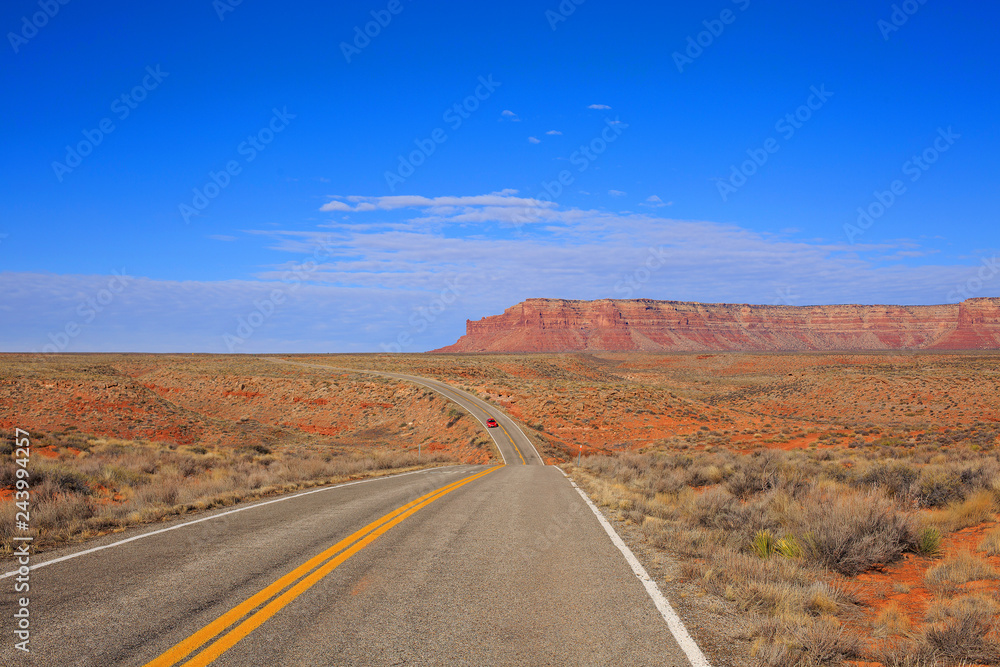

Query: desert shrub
left=30, top=462, right=92, bottom=494
left=571, top=439, right=1000, bottom=666
left=977, top=526, right=1000, bottom=556
left=725, top=451, right=783, bottom=499
left=687, top=486, right=747, bottom=531
left=874, top=601, right=912, bottom=637
left=750, top=617, right=863, bottom=666
left=923, top=594, right=1000, bottom=662
left=796, top=489, right=916, bottom=576
left=913, top=468, right=965, bottom=508
left=859, top=460, right=919, bottom=499
left=926, top=490, right=996, bottom=533
left=925, top=550, right=997, bottom=595
left=32, top=494, right=96, bottom=535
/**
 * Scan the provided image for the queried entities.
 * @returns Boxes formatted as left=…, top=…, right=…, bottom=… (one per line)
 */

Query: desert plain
left=2, top=351, right=999, bottom=666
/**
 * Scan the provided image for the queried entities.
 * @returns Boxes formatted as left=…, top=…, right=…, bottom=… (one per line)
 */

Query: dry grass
left=874, top=602, right=912, bottom=637
left=925, top=490, right=998, bottom=534
left=921, top=594, right=1000, bottom=662
left=0, top=435, right=457, bottom=555
left=924, top=550, right=998, bottom=594
left=571, top=441, right=1000, bottom=666
left=978, top=526, right=1000, bottom=556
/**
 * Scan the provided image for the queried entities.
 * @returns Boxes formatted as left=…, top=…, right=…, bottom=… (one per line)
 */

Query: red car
left=486, top=418, right=498, bottom=428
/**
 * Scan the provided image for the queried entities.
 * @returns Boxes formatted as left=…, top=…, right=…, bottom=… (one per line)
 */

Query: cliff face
left=433, top=298, right=1000, bottom=353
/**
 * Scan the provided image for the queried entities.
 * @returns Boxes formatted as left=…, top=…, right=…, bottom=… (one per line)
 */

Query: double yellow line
left=144, top=466, right=501, bottom=667
left=499, top=423, right=526, bottom=465
left=430, top=382, right=527, bottom=465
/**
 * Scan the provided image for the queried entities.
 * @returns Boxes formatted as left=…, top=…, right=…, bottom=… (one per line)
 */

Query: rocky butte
left=433, top=297, right=1000, bottom=353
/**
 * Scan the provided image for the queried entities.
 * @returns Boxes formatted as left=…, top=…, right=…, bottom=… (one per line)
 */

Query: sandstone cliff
left=433, top=298, right=1000, bottom=353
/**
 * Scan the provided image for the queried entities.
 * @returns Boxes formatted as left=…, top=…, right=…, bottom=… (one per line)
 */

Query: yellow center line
left=144, top=466, right=501, bottom=667
left=499, top=424, right=526, bottom=465
left=429, top=383, right=526, bottom=466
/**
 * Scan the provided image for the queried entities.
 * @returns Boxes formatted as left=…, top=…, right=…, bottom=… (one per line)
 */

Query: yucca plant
left=917, top=526, right=942, bottom=557
left=752, top=529, right=775, bottom=559
left=774, top=535, right=803, bottom=559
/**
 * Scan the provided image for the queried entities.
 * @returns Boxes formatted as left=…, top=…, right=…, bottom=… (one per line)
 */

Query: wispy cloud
left=608, top=189, right=626, bottom=197
left=528, top=136, right=541, bottom=144
left=319, top=190, right=551, bottom=214
left=588, top=104, right=612, bottom=110
left=546, top=130, right=562, bottom=135
left=641, top=195, right=672, bottom=208
left=4, top=192, right=985, bottom=353
left=500, top=109, right=520, bottom=121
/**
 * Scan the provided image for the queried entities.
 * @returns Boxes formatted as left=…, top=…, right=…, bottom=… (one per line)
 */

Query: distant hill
left=432, top=297, right=1000, bottom=353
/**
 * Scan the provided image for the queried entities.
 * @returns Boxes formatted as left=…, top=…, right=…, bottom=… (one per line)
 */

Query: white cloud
left=528, top=136, right=541, bottom=144
left=208, top=235, right=237, bottom=242
left=319, top=191, right=558, bottom=223
left=5, top=193, right=984, bottom=353
left=500, top=110, right=520, bottom=121
left=640, top=195, right=672, bottom=208
left=546, top=130, right=562, bottom=135
left=320, top=191, right=551, bottom=214
left=588, top=104, right=612, bottom=110
left=608, top=190, right=627, bottom=197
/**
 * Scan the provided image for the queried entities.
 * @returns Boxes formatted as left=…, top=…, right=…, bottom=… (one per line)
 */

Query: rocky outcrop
left=433, top=298, right=1000, bottom=353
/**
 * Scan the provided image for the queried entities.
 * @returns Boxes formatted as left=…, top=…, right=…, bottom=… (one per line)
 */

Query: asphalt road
left=267, top=358, right=544, bottom=466
left=1, top=364, right=706, bottom=666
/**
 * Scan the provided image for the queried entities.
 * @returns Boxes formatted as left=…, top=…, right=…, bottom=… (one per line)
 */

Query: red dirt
left=0, top=355, right=496, bottom=466
left=847, top=517, right=1000, bottom=659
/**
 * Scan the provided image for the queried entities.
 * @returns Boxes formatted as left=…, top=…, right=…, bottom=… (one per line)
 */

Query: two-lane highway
left=1, top=362, right=709, bottom=666
left=267, top=358, right=544, bottom=466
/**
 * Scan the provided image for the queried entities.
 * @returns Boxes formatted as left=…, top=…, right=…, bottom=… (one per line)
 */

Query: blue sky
left=2, top=0, right=998, bottom=353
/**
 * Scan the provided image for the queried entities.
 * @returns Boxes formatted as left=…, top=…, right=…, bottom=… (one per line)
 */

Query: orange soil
left=845, top=517, right=1000, bottom=664
left=3, top=351, right=999, bottom=652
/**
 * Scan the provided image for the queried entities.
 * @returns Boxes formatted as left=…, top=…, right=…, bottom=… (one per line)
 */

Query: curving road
left=267, top=358, right=544, bottom=466
left=0, top=362, right=709, bottom=666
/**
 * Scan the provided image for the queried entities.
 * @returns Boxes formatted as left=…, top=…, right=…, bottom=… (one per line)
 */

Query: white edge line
left=404, top=378, right=509, bottom=466
left=359, top=365, right=540, bottom=465
left=558, top=467, right=712, bottom=667
left=0, top=465, right=468, bottom=580
left=420, top=376, right=543, bottom=464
